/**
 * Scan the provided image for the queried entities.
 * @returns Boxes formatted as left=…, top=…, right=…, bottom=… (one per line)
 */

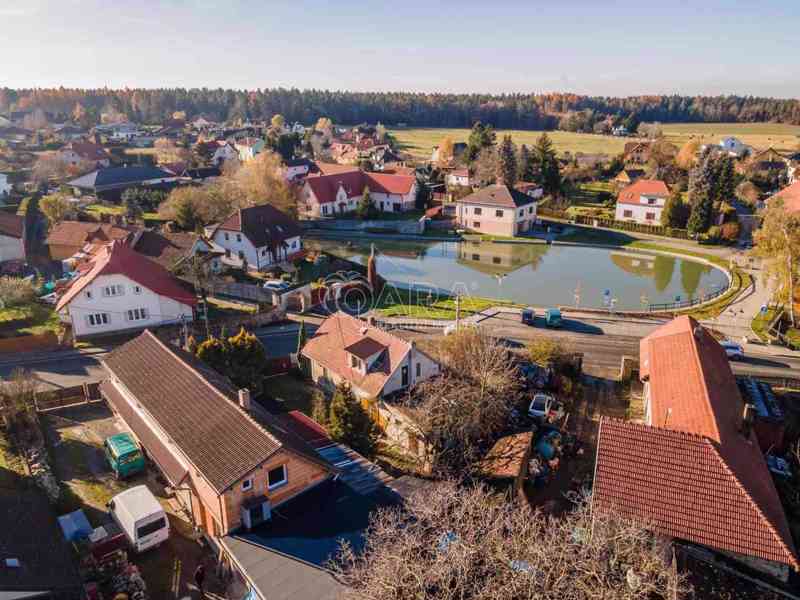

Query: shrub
left=0, top=277, right=36, bottom=308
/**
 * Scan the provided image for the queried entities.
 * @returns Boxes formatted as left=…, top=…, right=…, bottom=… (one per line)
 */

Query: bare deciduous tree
left=331, top=481, right=686, bottom=600
left=398, top=329, right=521, bottom=474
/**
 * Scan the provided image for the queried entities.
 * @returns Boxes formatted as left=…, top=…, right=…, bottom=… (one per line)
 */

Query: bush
left=0, top=277, right=37, bottom=308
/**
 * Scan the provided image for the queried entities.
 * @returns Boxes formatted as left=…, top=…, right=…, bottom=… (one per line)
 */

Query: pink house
left=454, top=184, right=538, bottom=237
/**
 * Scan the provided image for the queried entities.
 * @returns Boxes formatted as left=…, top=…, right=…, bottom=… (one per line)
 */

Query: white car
left=528, top=393, right=565, bottom=421
left=262, top=279, right=290, bottom=292
left=720, top=340, right=744, bottom=360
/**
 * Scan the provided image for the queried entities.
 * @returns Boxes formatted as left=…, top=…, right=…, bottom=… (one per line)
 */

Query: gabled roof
left=0, top=211, right=24, bottom=239
left=46, top=221, right=133, bottom=249
left=66, top=140, right=110, bottom=162
left=617, top=179, right=669, bottom=205
left=344, top=336, right=387, bottom=360
left=624, top=141, right=652, bottom=154
left=594, top=316, right=798, bottom=570
left=130, top=229, right=219, bottom=270
left=68, top=166, right=175, bottom=190
left=301, top=312, right=415, bottom=397
left=766, top=181, right=800, bottom=214
left=215, top=204, right=301, bottom=248
left=102, top=330, right=334, bottom=493
left=305, top=170, right=415, bottom=205
left=456, top=184, right=536, bottom=208
left=55, top=240, right=196, bottom=311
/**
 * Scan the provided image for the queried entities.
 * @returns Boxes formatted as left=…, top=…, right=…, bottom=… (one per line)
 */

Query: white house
left=206, top=204, right=303, bottom=272
left=284, top=158, right=312, bottom=181
left=235, top=137, right=266, bottom=162
left=454, top=184, right=538, bottom=237
left=211, top=142, right=239, bottom=166
left=301, top=312, right=440, bottom=400
left=57, top=141, right=111, bottom=169
left=0, top=212, right=25, bottom=263
left=446, top=168, right=470, bottom=187
left=719, top=136, right=750, bottom=158
left=300, top=170, right=417, bottom=218
left=290, top=122, right=306, bottom=135
left=55, top=241, right=195, bottom=339
left=614, top=179, right=670, bottom=225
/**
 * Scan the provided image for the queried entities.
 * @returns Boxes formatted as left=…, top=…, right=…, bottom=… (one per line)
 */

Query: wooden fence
left=34, top=382, right=102, bottom=412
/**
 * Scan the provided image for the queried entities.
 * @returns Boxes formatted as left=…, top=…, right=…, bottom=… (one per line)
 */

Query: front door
left=401, top=365, right=409, bottom=387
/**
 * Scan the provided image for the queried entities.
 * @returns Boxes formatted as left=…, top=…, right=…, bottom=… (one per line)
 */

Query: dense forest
left=3, top=87, right=800, bottom=129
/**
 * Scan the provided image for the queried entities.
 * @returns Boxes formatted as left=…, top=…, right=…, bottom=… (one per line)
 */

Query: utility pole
left=455, top=293, right=461, bottom=331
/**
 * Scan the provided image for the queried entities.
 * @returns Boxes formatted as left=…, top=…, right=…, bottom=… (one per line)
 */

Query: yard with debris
left=41, top=402, right=225, bottom=599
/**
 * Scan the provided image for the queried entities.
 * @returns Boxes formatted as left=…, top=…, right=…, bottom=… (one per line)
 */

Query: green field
left=390, top=122, right=800, bottom=163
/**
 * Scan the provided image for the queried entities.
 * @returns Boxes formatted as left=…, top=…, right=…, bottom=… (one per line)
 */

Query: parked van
left=104, top=433, right=145, bottom=479
left=544, top=308, right=562, bottom=328
left=108, top=486, right=169, bottom=552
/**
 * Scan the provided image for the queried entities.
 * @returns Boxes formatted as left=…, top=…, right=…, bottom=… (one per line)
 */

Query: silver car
left=720, top=340, right=744, bottom=360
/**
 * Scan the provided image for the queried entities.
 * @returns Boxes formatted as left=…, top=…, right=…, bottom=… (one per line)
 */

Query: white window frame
left=102, top=284, right=124, bottom=298
left=495, top=209, right=504, bottom=218
left=267, top=465, right=287, bottom=490
left=133, top=285, right=142, bottom=294
left=241, top=478, right=253, bottom=491
left=86, top=313, right=110, bottom=327
left=126, top=307, right=149, bottom=322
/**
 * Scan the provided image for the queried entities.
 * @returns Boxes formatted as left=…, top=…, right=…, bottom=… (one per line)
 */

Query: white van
left=108, top=486, right=170, bottom=552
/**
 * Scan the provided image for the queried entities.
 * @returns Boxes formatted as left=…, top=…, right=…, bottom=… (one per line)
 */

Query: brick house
left=100, top=330, right=336, bottom=544
left=614, top=179, right=669, bottom=225
left=593, top=316, right=798, bottom=581
left=454, top=184, right=538, bottom=237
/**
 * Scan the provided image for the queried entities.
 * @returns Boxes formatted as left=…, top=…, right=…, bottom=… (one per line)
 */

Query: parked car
left=263, top=279, right=290, bottom=292
left=544, top=308, right=562, bottom=328
left=444, top=322, right=478, bottom=336
left=107, top=486, right=170, bottom=552
left=521, top=307, right=536, bottom=325
left=720, top=340, right=744, bottom=360
left=103, top=433, right=145, bottom=479
left=528, top=393, right=565, bottom=421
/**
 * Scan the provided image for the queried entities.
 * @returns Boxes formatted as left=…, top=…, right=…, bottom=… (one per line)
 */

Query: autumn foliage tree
left=754, top=199, right=800, bottom=327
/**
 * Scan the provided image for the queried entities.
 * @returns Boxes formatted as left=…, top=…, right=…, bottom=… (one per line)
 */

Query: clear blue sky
left=1, top=0, right=798, bottom=97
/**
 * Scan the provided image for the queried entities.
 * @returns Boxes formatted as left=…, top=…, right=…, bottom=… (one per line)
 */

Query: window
left=471, top=253, right=480, bottom=261
left=474, top=207, right=482, bottom=215
left=224, top=232, right=229, bottom=241
left=495, top=209, right=504, bottom=218
left=528, top=207, right=534, bottom=214
left=126, top=308, right=148, bottom=322
left=236, top=234, right=242, bottom=242
left=416, top=362, right=421, bottom=377
left=647, top=198, right=657, bottom=205
left=133, top=285, right=142, bottom=294
left=241, top=478, right=253, bottom=491
left=261, top=249, right=267, bottom=256
left=238, top=251, right=244, bottom=260
left=645, top=212, right=656, bottom=221
left=623, top=210, right=633, bottom=218
left=473, top=221, right=481, bottom=228
left=322, top=205, right=329, bottom=215
left=137, top=517, right=167, bottom=539
left=519, top=210, right=523, bottom=217
left=291, top=240, right=297, bottom=249
left=87, top=313, right=109, bottom=327
left=267, top=465, right=287, bottom=490
left=350, top=355, right=362, bottom=369
left=85, top=290, right=93, bottom=300
left=493, top=257, right=501, bottom=264
left=102, top=284, right=124, bottom=297
left=225, top=249, right=231, bottom=258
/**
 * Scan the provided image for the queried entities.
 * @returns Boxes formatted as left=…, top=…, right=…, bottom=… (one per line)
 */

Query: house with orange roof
left=764, top=181, right=800, bottom=215
left=300, top=170, right=417, bottom=218
left=57, top=140, right=111, bottom=169
left=593, top=316, right=798, bottom=581
left=55, top=240, right=196, bottom=339
left=614, top=179, right=670, bottom=225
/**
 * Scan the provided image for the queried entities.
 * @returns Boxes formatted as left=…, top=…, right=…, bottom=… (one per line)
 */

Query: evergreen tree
left=660, top=188, right=689, bottom=228
left=518, top=144, right=536, bottom=182
left=327, top=383, right=379, bottom=457
left=356, top=185, right=374, bottom=219
left=195, top=336, right=229, bottom=376
left=717, top=156, right=736, bottom=202
left=687, top=191, right=713, bottom=235
left=496, top=135, right=518, bottom=186
left=464, top=122, right=496, bottom=164
left=533, top=133, right=561, bottom=197
left=226, top=327, right=268, bottom=395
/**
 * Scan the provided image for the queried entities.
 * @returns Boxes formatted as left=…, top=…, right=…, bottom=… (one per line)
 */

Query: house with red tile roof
left=614, top=179, right=670, bottom=225
left=302, top=312, right=440, bottom=400
left=765, top=181, right=800, bottom=215
left=57, top=140, right=111, bottom=168
left=55, top=240, right=196, bottom=339
left=593, top=316, right=798, bottom=581
left=0, top=212, right=25, bottom=263
left=300, top=170, right=417, bottom=218
left=100, top=330, right=335, bottom=540
left=46, top=220, right=135, bottom=261
left=205, top=204, right=303, bottom=272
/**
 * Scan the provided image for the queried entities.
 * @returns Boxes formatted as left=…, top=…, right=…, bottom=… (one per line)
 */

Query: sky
left=1, top=0, right=799, bottom=98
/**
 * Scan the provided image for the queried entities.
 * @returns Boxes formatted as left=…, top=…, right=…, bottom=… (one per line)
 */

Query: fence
left=572, top=215, right=690, bottom=240
left=34, top=382, right=102, bottom=412
left=646, top=283, right=730, bottom=312
left=209, top=281, right=273, bottom=304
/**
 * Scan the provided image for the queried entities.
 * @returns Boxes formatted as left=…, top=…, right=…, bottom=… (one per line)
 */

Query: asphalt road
left=0, top=318, right=797, bottom=391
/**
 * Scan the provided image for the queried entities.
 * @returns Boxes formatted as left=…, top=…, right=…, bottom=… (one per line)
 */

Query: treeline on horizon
left=3, top=87, right=800, bottom=129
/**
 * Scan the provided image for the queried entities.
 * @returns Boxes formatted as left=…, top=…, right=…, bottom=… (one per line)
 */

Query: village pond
left=308, top=238, right=729, bottom=311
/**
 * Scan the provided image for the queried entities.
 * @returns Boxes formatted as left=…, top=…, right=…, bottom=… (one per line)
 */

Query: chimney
left=238, top=389, right=251, bottom=411
left=741, top=404, right=756, bottom=438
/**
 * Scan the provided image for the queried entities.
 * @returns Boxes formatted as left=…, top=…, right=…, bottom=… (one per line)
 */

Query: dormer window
left=350, top=354, right=364, bottom=371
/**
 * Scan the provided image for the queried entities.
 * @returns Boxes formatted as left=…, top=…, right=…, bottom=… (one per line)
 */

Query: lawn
left=390, top=122, right=800, bottom=163
left=390, top=127, right=632, bottom=162
left=375, top=284, right=518, bottom=319
left=0, top=303, right=61, bottom=337
left=263, top=373, right=318, bottom=415
left=751, top=307, right=780, bottom=342
left=84, top=203, right=161, bottom=221
left=565, top=182, right=616, bottom=220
